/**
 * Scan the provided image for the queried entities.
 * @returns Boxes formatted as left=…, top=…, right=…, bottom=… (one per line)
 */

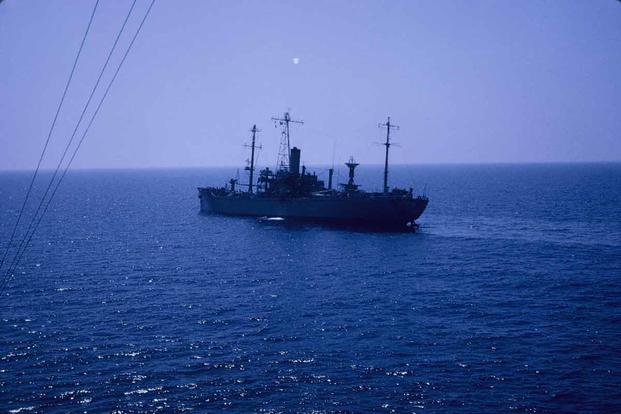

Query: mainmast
left=272, top=111, right=304, bottom=170
left=244, top=124, right=261, bottom=194
left=378, top=116, right=400, bottom=193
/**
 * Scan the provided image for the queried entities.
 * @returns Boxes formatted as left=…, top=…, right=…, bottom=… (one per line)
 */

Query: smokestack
left=290, top=147, right=301, bottom=175
left=328, top=168, right=334, bottom=189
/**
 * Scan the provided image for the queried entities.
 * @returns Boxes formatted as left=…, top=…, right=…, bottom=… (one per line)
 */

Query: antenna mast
left=244, top=124, right=261, bottom=194
left=378, top=116, right=399, bottom=193
left=272, top=111, right=303, bottom=170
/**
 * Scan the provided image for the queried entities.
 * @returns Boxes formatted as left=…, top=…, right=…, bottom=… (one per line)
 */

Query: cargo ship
left=198, top=112, right=428, bottom=228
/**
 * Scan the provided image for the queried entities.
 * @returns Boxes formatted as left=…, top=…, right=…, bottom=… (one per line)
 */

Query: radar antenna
left=272, top=111, right=303, bottom=171
left=378, top=116, right=400, bottom=193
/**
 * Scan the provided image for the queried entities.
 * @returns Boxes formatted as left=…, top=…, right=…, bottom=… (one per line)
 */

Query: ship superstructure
left=198, top=112, right=428, bottom=228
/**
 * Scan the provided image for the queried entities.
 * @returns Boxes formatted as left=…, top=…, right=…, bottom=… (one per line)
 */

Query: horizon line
left=1, top=159, right=620, bottom=173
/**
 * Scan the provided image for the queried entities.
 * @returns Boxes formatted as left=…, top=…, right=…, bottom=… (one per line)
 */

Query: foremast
left=244, top=124, right=261, bottom=194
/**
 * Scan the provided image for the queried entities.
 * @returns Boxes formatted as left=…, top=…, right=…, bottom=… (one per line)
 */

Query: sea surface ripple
left=1, top=164, right=620, bottom=413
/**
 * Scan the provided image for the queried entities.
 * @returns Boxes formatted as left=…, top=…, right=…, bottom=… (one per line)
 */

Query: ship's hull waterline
left=198, top=188, right=428, bottom=226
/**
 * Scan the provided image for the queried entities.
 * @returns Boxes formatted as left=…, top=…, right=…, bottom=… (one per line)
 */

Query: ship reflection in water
left=198, top=112, right=428, bottom=230
left=255, top=215, right=423, bottom=234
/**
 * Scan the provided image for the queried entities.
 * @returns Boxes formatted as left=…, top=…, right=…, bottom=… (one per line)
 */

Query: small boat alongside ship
left=198, top=112, right=428, bottom=228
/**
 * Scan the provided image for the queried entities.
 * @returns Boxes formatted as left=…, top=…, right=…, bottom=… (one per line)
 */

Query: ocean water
left=0, top=163, right=620, bottom=413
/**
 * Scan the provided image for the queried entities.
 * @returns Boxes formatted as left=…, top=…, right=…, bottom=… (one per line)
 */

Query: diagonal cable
left=1, top=0, right=138, bottom=290
left=0, top=0, right=157, bottom=297
left=0, top=0, right=100, bottom=273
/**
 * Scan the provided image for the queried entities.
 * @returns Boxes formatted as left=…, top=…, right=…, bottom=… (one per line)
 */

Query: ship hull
left=198, top=188, right=428, bottom=226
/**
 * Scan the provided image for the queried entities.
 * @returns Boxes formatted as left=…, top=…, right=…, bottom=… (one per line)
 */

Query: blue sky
left=1, top=0, right=620, bottom=170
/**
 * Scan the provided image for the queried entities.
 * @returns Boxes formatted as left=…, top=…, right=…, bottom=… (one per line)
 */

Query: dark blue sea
left=1, top=163, right=620, bottom=413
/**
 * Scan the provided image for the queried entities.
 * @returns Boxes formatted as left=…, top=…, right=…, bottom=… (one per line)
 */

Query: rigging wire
left=1, top=0, right=156, bottom=295
left=0, top=0, right=100, bottom=273
left=0, top=0, right=157, bottom=297
left=0, top=0, right=139, bottom=291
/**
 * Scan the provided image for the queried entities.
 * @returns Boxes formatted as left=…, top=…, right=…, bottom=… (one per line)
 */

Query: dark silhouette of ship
left=198, top=112, right=428, bottom=228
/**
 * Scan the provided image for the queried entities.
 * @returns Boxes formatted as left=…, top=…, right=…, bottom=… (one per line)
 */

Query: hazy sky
left=1, top=0, right=620, bottom=170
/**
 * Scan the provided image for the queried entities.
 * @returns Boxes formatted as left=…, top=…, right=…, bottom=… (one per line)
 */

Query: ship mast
left=272, top=111, right=304, bottom=170
left=244, top=124, right=261, bottom=194
left=378, top=116, right=400, bottom=193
